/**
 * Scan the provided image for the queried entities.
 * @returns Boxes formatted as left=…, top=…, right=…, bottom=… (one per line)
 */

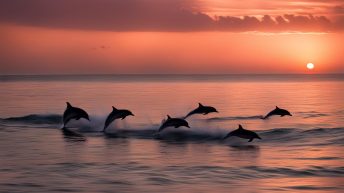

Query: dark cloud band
left=0, top=0, right=343, bottom=32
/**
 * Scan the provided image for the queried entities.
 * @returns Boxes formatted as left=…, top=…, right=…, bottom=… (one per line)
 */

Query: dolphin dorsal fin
left=112, top=106, right=118, bottom=111
left=198, top=103, right=203, bottom=107
left=66, top=102, right=72, bottom=108
left=167, top=115, right=171, bottom=119
left=238, top=124, right=244, bottom=130
left=276, top=106, right=279, bottom=109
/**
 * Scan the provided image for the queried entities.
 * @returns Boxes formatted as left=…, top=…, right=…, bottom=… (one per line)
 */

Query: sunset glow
left=0, top=0, right=343, bottom=74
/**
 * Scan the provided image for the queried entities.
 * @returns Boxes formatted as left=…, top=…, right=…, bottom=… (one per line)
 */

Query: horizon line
left=1, top=73, right=344, bottom=76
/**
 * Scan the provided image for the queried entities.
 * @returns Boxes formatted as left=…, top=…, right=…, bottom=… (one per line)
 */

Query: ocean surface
left=0, top=74, right=344, bottom=193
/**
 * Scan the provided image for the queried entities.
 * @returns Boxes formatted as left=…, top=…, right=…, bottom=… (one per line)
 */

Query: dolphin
left=184, top=103, right=218, bottom=119
left=103, top=106, right=134, bottom=132
left=62, top=102, right=90, bottom=128
left=262, top=106, right=292, bottom=119
left=223, top=124, right=261, bottom=142
left=158, top=115, right=190, bottom=132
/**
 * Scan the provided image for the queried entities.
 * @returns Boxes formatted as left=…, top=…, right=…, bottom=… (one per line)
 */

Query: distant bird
left=184, top=103, right=218, bottom=119
left=158, top=115, right=190, bottom=132
left=223, top=124, right=261, bottom=142
left=262, top=106, right=292, bottom=119
left=103, top=106, right=134, bottom=132
left=62, top=102, right=90, bottom=128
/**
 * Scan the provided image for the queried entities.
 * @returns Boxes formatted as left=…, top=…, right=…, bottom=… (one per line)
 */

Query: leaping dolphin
left=158, top=115, right=190, bottom=132
left=262, top=106, right=292, bottom=119
left=184, top=103, right=218, bottom=119
left=103, top=106, right=134, bottom=132
left=62, top=102, right=90, bottom=128
left=223, top=124, right=261, bottom=142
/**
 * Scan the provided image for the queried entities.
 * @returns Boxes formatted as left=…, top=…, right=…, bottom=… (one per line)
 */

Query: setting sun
left=307, top=63, right=315, bottom=70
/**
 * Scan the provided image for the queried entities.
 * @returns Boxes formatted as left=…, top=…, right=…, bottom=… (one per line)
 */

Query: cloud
left=0, top=0, right=343, bottom=32
left=215, top=14, right=340, bottom=32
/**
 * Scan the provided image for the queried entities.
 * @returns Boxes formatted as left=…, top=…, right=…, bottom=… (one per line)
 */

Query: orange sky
left=0, top=0, right=343, bottom=74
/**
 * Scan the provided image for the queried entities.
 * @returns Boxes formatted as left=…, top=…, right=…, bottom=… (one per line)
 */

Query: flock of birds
left=62, top=102, right=292, bottom=142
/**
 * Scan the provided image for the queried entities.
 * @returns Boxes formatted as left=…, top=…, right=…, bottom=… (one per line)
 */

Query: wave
left=206, top=111, right=330, bottom=122
left=1, top=114, right=62, bottom=125
left=83, top=127, right=344, bottom=146
left=243, top=165, right=344, bottom=178
left=259, top=127, right=344, bottom=145
left=297, top=111, right=329, bottom=118
left=103, top=128, right=224, bottom=141
left=205, top=115, right=263, bottom=122
left=294, top=156, right=342, bottom=160
left=1, top=114, right=344, bottom=145
left=157, top=165, right=344, bottom=179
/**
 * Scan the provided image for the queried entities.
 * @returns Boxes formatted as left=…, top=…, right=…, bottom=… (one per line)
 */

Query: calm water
left=0, top=74, right=344, bottom=193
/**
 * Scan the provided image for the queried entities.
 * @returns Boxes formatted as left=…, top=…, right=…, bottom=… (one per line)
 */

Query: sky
left=0, top=0, right=343, bottom=74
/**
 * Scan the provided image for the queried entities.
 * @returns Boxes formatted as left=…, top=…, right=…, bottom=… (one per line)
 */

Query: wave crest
left=1, top=114, right=344, bottom=145
left=1, top=114, right=62, bottom=125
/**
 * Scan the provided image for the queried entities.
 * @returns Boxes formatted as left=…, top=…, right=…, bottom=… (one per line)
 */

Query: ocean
left=0, top=74, right=343, bottom=193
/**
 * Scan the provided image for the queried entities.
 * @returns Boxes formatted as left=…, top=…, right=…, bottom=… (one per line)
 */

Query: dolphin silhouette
left=262, top=106, right=292, bottom=119
left=158, top=115, right=190, bottom=132
left=184, top=103, right=218, bottom=119
left=62, top=102, right=90, bottom=128
left=103, top=106, right=134, bottom=132
left=223, top=124, right=261, bottom=142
